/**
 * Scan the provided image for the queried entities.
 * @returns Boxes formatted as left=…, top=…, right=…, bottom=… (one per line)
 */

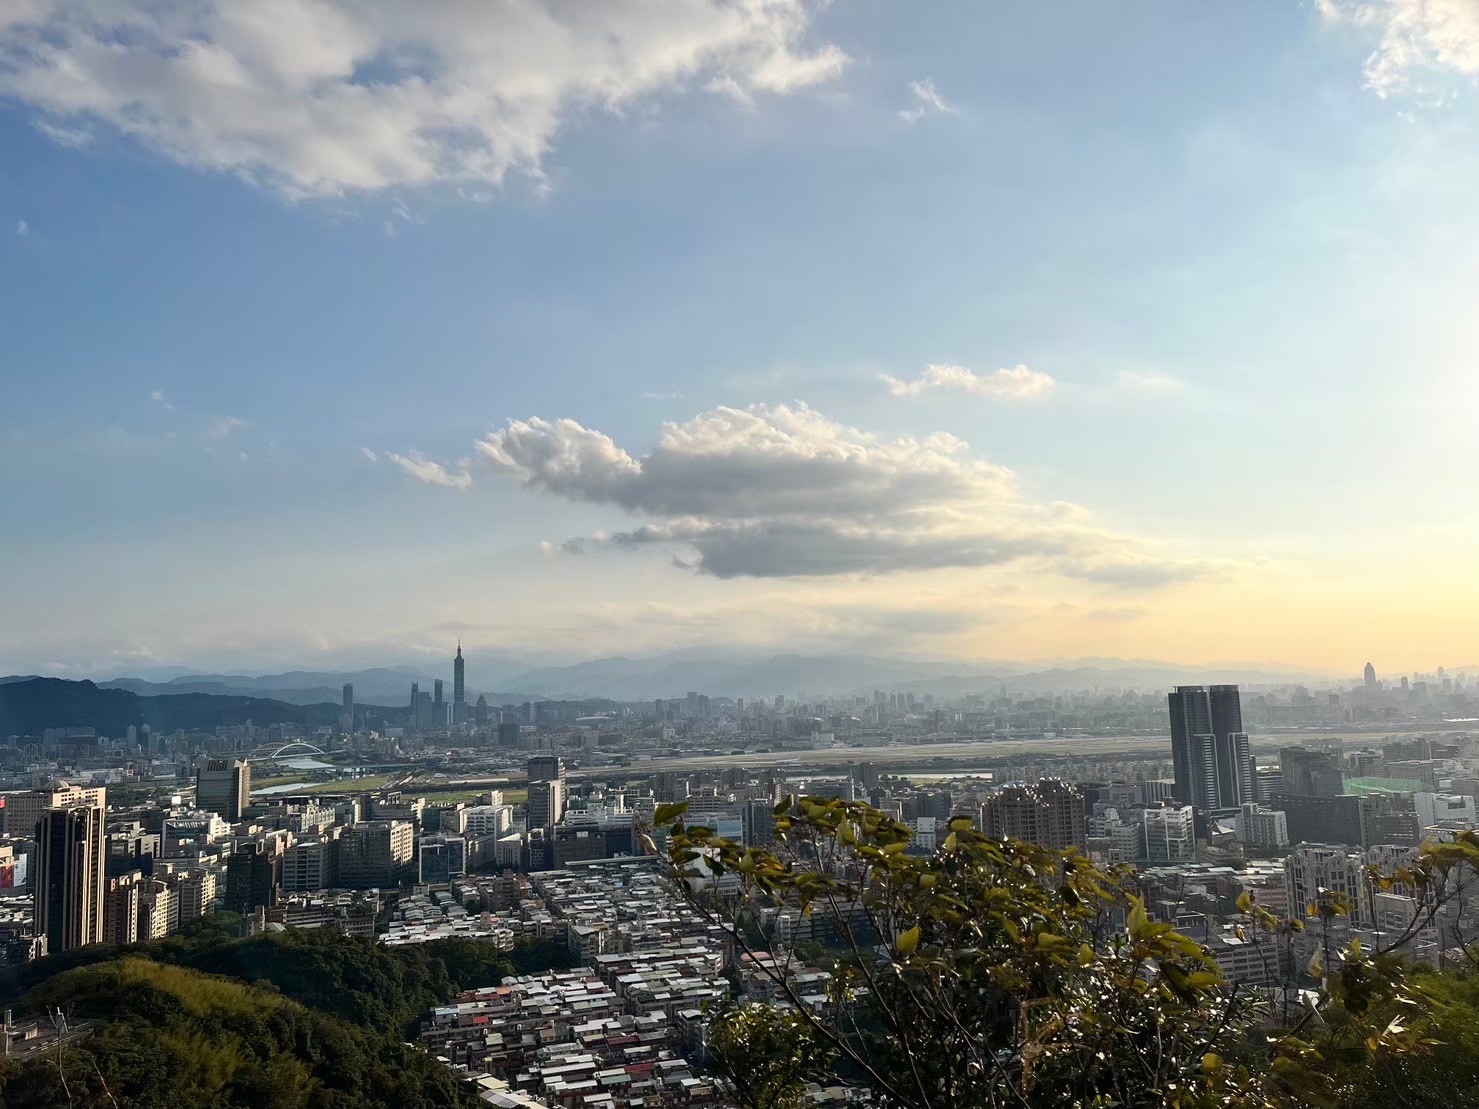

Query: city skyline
left=3, top=2, right=1476, bottom=674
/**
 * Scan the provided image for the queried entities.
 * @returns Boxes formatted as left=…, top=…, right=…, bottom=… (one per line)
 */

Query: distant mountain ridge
left=99, top=667, right=541, bottom=707
left=0, top=677, right=345, bottom=737
left=65, top=652, right=1352, bottom=709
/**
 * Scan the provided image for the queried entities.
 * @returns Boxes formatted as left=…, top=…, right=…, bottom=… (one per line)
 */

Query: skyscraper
left=433, top=678, right=444, bottom=725
left=527, top=779, right=566, bottom=831
left=1169, top=685, right=1252, bottom=812
left=1364, top=662, right=1377, bottom=688
left=34, top=796, right=107, bottom=953
left=195, top=758, right=251, bottom=821
left=453, top=644, right=466, bottom=724
left=341, top=682, right=354, bottom=733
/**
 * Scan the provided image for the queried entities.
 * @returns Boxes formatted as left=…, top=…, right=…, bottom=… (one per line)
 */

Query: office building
left=1279, top=747, right=1344, bottom=798
left=743, top=799, right=777, bottom=847
left=979, top=779, right=1087, bottom=851
left=419, top=835, right=468, bottom=883
left=1364, top=662, right=1377, bottom=688
left=434, top=679, right=444, bottom=725
left=1168, top=685, right=1252, bottom=812
left=527, top=756, right=566, bottom=785
left=453, top=644, right=466, bottom=724
left=527, top=780, right=566, bottom=832
left=1417, top=792, right=1477, bottom=832
left=497, top=722, right=521, bottom=747
left=475, top=695, right=490, bottom=726
left=195, top=758, right=251, bottom=821
left=341, top=683, right=354, bottom=733
left=34, top=798, right=107, bottom=953
left=1280, top=794, right=1365, bottom=847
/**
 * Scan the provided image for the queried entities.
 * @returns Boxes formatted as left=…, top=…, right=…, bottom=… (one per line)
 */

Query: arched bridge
left=248, top=740, right=328, bottom=761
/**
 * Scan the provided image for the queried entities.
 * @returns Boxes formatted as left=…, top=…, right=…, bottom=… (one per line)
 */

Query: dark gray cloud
left=473, top=403, right=1216, bottom=586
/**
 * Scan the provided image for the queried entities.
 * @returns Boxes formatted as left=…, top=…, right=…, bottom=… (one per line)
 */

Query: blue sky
left=1, top=0, right=1475, bottom=675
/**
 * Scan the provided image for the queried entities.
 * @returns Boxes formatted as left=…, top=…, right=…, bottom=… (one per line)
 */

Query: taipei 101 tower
left=453, top=643, right=466, bottom=724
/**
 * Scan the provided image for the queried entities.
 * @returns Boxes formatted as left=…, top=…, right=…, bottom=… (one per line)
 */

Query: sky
left=1, top=0, right=1476, bottom=678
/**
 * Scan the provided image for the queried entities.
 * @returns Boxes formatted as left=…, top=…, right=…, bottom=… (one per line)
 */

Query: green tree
left=656, top=798, right=1478, bottom=1109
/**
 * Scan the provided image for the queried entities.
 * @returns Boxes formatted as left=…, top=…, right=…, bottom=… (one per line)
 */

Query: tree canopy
left=657, top=796, right=1479, bottom=1109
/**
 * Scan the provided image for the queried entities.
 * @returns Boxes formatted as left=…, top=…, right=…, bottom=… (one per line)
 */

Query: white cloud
left=386, top=450, right=472, bottom=491
left=898, top=79, right=956, bottom=124
left=1318, top=0, right=1479, bottom=96
left=881, top=363, right=1056, bottom=401
left=33, top=118, right=93, bottom=147
left=359, top=446, right=378, bottom=462
left=210, top=415, right=248, bottom=438
left=150, top=388, right=174, bottom=410
left=1111, top=370, right=1188, bottom=394
left=15, top=219, right=27, bottom=235
left=472, top=402, right=1215, bottom=584
left=0, top=0, right=847, bottom=199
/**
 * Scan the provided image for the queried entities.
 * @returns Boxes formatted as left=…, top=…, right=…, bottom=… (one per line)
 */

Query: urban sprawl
left=2, top=650, right=1476, bottom=1107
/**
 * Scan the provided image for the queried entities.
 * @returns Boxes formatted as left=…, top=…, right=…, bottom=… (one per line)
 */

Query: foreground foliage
left=658, top=797, right=1479, bottom=1109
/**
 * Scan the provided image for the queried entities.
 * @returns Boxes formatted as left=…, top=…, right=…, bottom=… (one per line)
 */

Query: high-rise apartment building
left=195, top=757, right=251, bottom=821
left=102, top=871, right=143, bottom=945
left=979, top=779, right=1087, bottom=851
left=3, top=783, right=107, bottom=839
left=224, top=838, right=283, bottom=912
left=1168, top=685, right=1252, bottom=812
left=1235, top=803, right=1290, bottom=850
left=1285, top=844, right=1372, bottom=927
left=283, top=834, right=339, bottom=893
left=1143, top=804, right=1197, bottom=862
left=336, top=821, right=414, bottom=888
left=34, top=798, right=107, bottom=953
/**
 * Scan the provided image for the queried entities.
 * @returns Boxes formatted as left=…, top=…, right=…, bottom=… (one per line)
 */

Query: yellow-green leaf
left=896, top=925, right=921, bottom=955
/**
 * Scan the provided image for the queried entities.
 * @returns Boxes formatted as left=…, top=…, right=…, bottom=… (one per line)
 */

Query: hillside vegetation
left=0, top=920, right=572, bottom=1109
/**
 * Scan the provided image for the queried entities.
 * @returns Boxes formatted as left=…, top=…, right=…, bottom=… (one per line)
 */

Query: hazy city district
left=1, top=651, right=1475, bottom=1106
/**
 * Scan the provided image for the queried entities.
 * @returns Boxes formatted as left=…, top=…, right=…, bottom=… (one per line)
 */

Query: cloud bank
left=1, top=0, right=846, bottom=198
left=882, top=363, right=1056, bottom=400
left=470, top=403, right=1213, bottom=584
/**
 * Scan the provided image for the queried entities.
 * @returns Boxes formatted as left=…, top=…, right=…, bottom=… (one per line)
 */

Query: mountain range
left=91, top=652, right=1345, bottom=704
